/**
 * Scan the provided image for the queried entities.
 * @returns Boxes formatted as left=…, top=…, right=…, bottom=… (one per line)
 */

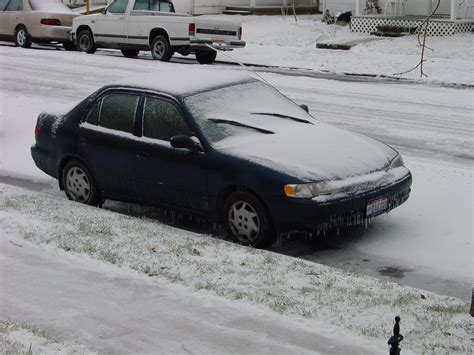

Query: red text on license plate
left=366, top=197, right=388, bottom=217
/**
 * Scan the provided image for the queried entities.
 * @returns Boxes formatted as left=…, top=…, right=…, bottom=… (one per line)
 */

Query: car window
left=4, top=0, right=22, bottom=11
left=143, top=97, right=191, bottom=141
left=0, top=0, right=8, bottom=11
left=108, top=0, right=128, bottom=14
left=98, top=94, right=139, bottom=134
left=86, top=101, right=101, bottom=125
left=28, top=0, right=71, bottom=12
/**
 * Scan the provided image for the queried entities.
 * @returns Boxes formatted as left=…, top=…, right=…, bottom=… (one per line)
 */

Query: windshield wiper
left=251, top=112, right=314, bottom=124
left=208, top=119, right=274, bottom=134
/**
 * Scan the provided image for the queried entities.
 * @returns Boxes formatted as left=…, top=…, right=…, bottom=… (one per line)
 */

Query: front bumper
left=269, top=172, right=412, bottom=235
left=190, top=37, right=246, bottom=51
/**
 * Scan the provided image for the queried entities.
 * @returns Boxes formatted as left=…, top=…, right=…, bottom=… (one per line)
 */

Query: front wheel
left=77, top=30, right=96, bottom=54
left=195, top=50, right=217, bottom=65
left=15, top=26, right=31, bottom=48
left=63, top=42, right=76, bottom=51
left=63, top=160, right=99, bottom=206
left=223, top=191, right=275, bottom=248
left=150, top=35, right=172, bottom=62
left=121, top=49, right=139, bottom=58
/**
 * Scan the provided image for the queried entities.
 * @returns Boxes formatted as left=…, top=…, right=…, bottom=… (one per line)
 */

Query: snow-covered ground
left=0, top=18, right=473, bottom=353
left=214, top=15, right=474, bottom=85
left=1, top=184, right=471, bottom=354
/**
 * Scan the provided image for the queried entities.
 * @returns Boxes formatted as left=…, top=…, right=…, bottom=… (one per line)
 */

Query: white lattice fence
left=351, top=16, right=474, bottom=35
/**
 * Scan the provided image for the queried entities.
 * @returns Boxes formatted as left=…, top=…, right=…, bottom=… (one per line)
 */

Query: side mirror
left=300, top=104, right=309, bottom=113
left=170, top=135, right=201, bottom=151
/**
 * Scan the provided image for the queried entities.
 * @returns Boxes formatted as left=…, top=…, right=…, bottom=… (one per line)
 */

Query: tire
left=63, top=42, right=76, bottom=51
left=77, top=30, right=97, bottom=54
left=14, top=26, right=31, bottom=48
left=195, top=50, right=217, bottom=65
left=150, top=35, right=172, bottom=62
left=63, top=160, right=99, bottom=206
left=223, top=191, right=275, bottom=248
left=121, top=49, right=139, bottom=58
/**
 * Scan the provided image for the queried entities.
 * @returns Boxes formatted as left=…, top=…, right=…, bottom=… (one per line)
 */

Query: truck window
left=108, top=0, right=128, bottom=14
left=133, top=0, right=174, bottom=13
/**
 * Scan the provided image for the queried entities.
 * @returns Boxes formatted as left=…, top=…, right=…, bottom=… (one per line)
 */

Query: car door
left=133, top=95, right=208, bottom=211
left=77, top=90, right=141, bottom=199
left=95, top=0, right=129, bottom=45
left=0, top=0, right=22, bottom=36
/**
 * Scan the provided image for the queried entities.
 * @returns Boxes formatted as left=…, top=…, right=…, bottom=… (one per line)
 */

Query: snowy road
left=0, top=45, right=472, bottom=300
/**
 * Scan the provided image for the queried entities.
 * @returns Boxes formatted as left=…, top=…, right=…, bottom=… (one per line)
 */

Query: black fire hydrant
left=388, top=316, right=404, bottom=355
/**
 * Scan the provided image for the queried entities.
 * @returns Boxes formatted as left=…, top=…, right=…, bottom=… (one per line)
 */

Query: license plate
left=211, top=37, right=224, bottom=42
left=366, top=197, right=388, bottom=217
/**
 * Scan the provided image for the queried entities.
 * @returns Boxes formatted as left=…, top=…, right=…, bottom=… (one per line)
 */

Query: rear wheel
left=150, top=35, right=172, bottom=62
left=223, top=191, right=275, bottom=248
left=195, top=50, right=217, bottom=65
left=121, top=49, right=139, bottom=58
left=15, top=26, right=31, bottom=48
left=63, top=160, right=99, bottom=206
left=77, top=30, right=96, bottom=54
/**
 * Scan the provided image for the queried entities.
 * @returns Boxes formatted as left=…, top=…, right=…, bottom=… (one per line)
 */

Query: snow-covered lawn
left=212, top=15, right=474, bottom=85
left=1, top=183, right=472, bottom=354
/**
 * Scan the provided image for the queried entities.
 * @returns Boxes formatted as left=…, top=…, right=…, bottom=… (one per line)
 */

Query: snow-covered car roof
left=115, top=68, right=257, bottom=96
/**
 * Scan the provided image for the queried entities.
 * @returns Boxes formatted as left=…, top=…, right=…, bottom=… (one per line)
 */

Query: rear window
left=28, top=0, right=72, bottom=12
left=133, top=0, right=174, bottom=12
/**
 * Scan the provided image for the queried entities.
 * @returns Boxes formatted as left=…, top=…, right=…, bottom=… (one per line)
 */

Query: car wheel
left=121, top=49, right=139, bottom=58
left=195, top=50, right=217, bottom=65
left=63, top=160, right=99, bottom=206
left=14, top=26, right=32, bottom=48
left=63, top=42, right=76, bottom=51
left=151, top=35, right=172, bottom=62
left=223, top=191, right=275, bottom=248
left=77, top=30, right=97, bottom=54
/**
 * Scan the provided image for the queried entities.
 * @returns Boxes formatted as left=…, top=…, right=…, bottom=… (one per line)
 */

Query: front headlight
left=389, top=154, right=405, bottom=169
left=284, top=182, right=336, bottom=199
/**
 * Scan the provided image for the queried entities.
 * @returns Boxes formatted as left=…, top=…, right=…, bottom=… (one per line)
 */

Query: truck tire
left=195, top=50, right=217, bottom=65
left=77, top=30, right=97, bottom=54
left=121, top=49, right=139, bottom=58
left=15, top=26, right=32, bottom=48
left=151, top=35, right=172, bottom=62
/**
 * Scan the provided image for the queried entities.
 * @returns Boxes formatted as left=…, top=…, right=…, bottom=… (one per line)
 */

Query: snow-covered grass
left=0, top=319, right=94, bottom=355
left=214, top=15, right=474, bottom=85
left=1, top=183, right=472, bottom=354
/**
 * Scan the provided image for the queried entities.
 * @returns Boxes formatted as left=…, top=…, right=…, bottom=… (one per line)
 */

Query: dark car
left=31, top=69, right=412, bottom=248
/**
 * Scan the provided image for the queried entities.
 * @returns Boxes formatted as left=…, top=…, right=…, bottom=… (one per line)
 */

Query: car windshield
left=184, top=80, right=315, bottom=144
left=29, top=0, right=72, bottom=12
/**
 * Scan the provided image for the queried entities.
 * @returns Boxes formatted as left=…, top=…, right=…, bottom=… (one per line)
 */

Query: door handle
left=79, top=137, right=89, bottom=144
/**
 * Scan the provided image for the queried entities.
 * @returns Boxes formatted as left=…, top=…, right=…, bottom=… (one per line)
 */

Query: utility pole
left=86, top=0, right=90, bottom=14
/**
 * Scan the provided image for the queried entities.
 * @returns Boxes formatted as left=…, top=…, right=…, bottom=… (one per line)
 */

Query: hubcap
left=79, top=35, right=90, bottom=51
left=228, top=201, right=260, bottom=243
left=66, top=167, right=91, bottom=203
left=17, top=29, right=26, bottom=45
left=153, top=40, right=165, bottom=59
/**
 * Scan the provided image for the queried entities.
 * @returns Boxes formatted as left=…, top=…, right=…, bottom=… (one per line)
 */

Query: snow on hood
left=217, top=122, right=397, bottom=182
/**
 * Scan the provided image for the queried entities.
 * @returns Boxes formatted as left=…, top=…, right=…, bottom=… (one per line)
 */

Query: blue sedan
left=31, top=69, right=412, bottom=248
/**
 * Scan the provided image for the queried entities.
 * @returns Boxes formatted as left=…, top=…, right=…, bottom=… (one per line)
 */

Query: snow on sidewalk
left=1, top=237, right=383, bottom=354
left=0, top=183, right=471, bottom=354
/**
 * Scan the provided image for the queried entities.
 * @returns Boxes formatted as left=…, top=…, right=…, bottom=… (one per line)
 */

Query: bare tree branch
left=395, top=0, right=441, bottom=78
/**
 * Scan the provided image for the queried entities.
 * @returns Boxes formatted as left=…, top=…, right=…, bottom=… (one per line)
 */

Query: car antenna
left=204, top=44, right=277, bottom=90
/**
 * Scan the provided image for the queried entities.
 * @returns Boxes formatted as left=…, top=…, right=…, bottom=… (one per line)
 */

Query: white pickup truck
left=71, top=0, right=245, bottom=64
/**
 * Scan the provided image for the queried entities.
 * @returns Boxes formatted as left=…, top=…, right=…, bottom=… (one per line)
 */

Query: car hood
left=216, top=122, right=398, bottom=182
